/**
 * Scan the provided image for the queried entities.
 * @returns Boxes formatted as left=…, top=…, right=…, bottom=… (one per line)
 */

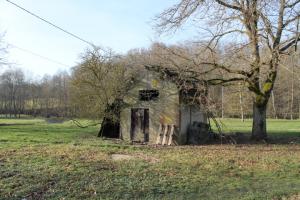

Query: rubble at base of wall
left=187, top=122, right=210, bottom=145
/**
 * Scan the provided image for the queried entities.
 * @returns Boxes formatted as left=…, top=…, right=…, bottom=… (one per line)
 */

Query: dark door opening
left=130, top=108, right=149, bottom=142
left=98, top=100, right=122, bottom=138
left=98, top=117, right=120, bottom=138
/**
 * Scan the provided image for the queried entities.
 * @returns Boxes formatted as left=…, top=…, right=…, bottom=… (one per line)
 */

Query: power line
left=9, top=43, right=70, bottom=67
left=6, top=0, right=95, bottom=47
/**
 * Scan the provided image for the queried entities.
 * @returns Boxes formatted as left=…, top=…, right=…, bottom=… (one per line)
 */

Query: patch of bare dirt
left=110, top=153, right=159, bottom=163
left=111, top=154, right=134, bottom=161
left=274, top=193, right=300, bottom=200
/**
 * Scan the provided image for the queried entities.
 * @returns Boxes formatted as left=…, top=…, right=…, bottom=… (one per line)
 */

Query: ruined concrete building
left=119, top=67, right=209, bottom=145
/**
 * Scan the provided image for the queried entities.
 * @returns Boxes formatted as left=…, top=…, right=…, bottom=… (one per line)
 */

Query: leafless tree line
left=0, top=41, right=299, bottom=122
left=0, top=68, right=73, bottom=118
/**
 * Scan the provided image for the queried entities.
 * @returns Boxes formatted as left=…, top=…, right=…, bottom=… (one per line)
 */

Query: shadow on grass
left=265, top=131, right=300, bottom=144
left=213, top=131, right=300, bottom=145
left=0, top=123, right=34, bottom=127
left=209, top=119, right=300, bottom=145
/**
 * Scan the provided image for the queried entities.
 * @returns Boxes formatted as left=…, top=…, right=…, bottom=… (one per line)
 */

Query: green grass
left=0, top=118, right=299, bottom=200
left=211, top=118, right=300, bottom=143
left=214, top=118, right=300, bottom=133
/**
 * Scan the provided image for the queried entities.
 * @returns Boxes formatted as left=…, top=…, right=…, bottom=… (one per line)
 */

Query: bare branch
left=207, top=77, right=244, bottom=85
left=279, top=35, right=300, bottom=52
left=198, top=62, right=251, bottom=77
left=215, top=0, right=242, bottom=10
left=284, top=0, right=300, bottom=8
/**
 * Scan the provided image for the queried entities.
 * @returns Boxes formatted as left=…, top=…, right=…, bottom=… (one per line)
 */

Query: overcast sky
left=0, top=0, right=198, bottom=77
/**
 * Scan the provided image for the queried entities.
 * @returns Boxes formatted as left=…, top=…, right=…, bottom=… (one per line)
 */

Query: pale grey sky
left=0, top=0, right=198, bottom=77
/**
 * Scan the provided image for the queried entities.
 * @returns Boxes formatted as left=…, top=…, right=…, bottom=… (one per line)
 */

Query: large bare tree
left=71, top=47, right=138, bottom=137
left=156, top=0, right=300, bottom=140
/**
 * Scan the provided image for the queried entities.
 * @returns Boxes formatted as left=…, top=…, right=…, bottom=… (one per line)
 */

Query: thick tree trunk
left=252, top=102, right=267, bottom=140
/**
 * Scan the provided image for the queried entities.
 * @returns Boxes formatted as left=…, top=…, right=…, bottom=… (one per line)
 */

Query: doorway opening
left=130, top=108, right=149, bottom=142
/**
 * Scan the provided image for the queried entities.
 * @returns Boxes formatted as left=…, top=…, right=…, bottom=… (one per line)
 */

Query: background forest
left=1, top=43, right=299, bottom=120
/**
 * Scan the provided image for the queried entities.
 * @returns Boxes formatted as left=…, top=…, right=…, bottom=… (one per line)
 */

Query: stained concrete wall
left=179, top=104, right=207, bottom=144
left=120, top=70, right=180, bottom=143
left=120, top=69, right=207, bottom=145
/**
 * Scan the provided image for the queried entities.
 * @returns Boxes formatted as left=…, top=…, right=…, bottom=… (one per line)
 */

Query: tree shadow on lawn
left=214, top=131, right=300, bottom=145
left=0, top=123, right=34, bottom=126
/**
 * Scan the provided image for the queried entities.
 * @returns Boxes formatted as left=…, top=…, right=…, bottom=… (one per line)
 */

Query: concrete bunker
left=119, top=67, right=209, bottom=145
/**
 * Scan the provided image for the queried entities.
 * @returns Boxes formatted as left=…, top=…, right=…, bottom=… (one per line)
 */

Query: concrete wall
left=179, top=104, right=207, bottom=144
left=120, top=70, right=180, bottom=143
left=120, top=69, right=207, bottom=145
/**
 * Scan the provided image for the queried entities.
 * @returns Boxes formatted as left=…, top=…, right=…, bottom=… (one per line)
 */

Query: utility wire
left=6, top=0, right=95, bottom=47
left=9, top=43, right=70, bottom=67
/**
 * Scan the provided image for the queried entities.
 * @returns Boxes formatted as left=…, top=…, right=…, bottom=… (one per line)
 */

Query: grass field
left=0, top=118, right=299, bottom=199
left=211, top=118, right=300, bottom=144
